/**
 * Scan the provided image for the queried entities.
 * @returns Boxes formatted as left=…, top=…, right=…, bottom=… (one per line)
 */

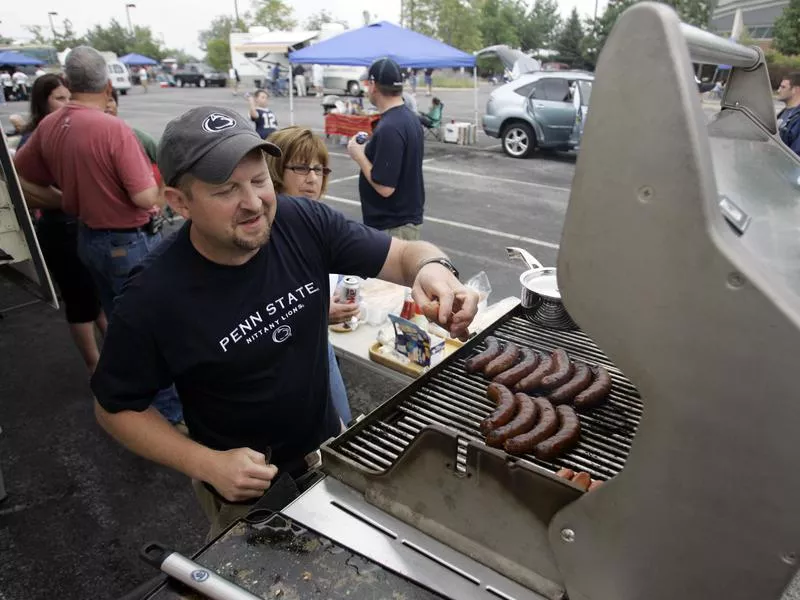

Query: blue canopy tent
left=0, top=50, right=44, bottom=66
left=288, top=21, right=478, bottom=126
left=119, top=53, right=158, bottom=67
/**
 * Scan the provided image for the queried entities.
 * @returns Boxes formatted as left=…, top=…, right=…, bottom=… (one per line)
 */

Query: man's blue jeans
left=328, top=343, right=351, bottom=424
left=78, top=225, right=183, bottom=424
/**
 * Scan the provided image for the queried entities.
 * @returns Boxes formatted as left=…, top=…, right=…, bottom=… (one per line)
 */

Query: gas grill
left=326, top=308, right=641, bottom=483
left=282, top=4, right=800, bottom=600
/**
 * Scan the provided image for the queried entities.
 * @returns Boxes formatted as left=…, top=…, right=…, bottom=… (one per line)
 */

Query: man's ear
left=164, top=186, right=191, bottom=220
left=105, top=80, right=113, bottom=96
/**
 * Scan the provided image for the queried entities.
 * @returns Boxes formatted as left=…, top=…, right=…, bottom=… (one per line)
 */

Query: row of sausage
left=480, top=384, right=581, bottom=459
left=464, top=337, right=612, bottom=409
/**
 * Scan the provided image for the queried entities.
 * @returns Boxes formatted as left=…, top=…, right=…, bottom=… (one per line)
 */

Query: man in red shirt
left=15, top=46, right=182, bottom=423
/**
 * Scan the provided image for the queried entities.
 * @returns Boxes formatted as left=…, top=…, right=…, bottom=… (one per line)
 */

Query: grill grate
left=330, top=309, right=643, bottom=481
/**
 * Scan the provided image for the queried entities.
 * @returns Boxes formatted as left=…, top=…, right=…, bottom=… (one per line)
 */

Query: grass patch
left=431, top=76, right=474, bottom=88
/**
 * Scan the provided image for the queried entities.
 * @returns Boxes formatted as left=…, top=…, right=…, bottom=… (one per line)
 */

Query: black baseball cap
left=157, top=106, right=281, bottom=187
left=367, top=57, right=404, bottom=90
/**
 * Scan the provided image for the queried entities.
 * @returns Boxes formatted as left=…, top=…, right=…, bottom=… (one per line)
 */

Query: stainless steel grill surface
left=329, top=307, right=642, bottom=481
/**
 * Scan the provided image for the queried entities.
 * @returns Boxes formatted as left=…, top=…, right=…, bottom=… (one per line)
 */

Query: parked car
left=106, top=59, right=131, bottom=95
left=174, top=63, right=227, bottom=88
left=482, top=71, right=594, bottom=158
left=321, top=66, right=368, bottom=96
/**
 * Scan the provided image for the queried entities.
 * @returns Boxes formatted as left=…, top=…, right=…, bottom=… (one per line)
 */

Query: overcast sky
left=0, top=0, right=607, bottom=57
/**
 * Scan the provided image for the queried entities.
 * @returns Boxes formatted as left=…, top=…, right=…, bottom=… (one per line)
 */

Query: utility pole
left=234, top=0, right=240, bottom=25
left=125, top=3, right=136, bottom=35
left=47, top=12, right=58, bottom=37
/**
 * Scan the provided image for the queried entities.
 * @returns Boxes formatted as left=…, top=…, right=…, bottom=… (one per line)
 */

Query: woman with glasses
left=266, top=126, right=356, bottom=425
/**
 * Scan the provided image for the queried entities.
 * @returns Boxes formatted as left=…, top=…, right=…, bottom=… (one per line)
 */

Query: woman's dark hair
left=24, top=73, right=68, bottom=133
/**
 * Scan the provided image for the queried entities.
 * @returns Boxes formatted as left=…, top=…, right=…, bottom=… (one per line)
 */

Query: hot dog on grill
left=533, top=405, right=581, bottom=461
left=540, top=349, right=575, bottom=390
left=465, top=336, right=501, bottom=373
left=574, top=365, right=613, bottom=410
left=548, top=362, right=593, bottom=405
left=514, top=355, right=554, bottom=392
left=571, top=471, right=592, bottom=491
left=493, top=348, right=540, bottom=388
left=484, top=342, right=521, bottom=378
left=503, top=396, right=559, bottom=454
left=485, top=393, right=537, bottom=447
left=480, top=384, right=517, bottom=434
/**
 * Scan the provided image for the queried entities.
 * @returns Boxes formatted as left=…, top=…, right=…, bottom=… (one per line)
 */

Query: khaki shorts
left=383, top=223, right=422, bottom=241
left=191, top=450, right=322, bottom=541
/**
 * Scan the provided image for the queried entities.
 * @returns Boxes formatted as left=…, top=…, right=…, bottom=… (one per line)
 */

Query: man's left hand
left=412, top=263, right=479, bottom=340
left=347, top=136, right=366, bottom=162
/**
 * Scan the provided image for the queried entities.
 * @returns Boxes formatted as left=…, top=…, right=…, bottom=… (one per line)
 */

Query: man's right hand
left=206, top=448, right=278, bottom=502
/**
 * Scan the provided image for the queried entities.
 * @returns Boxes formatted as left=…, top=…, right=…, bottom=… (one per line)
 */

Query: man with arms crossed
left=348, top=57, right=425, bottom=241
left=92, top=106, right=478, bottom=536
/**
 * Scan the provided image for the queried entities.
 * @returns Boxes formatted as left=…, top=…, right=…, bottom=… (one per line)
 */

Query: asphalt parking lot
left=2, top=83, right=569, bottom=303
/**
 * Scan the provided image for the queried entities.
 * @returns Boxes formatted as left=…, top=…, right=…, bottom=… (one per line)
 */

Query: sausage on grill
left=540, top=349, right=575, bottom=390
left=534, top=405, right=581, bottom=461
left=480, top=384, right=517, bottom=434
left=548, top=362, right=593, bottom=405
left=493, top=348, right=540, bottom=388
left=571, top=471, right=592, bottom=491
left=484, top=342, right=521, bottom=378
left=503, top=396, right=559, bottom=454
left=574, top=365, right=613, bottom=410
left=465, top=336, right=501, bottom=373
left=514, top=355, right=554, bottom=392
left=485, top=393, right=538, bottom=447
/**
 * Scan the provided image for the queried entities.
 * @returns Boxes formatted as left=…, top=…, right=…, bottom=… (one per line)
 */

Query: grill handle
left=680, top=22, right=760, bottom=68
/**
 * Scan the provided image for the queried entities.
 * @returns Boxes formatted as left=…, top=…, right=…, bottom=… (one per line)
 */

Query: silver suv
left=483, top=71, right=593, bottom=158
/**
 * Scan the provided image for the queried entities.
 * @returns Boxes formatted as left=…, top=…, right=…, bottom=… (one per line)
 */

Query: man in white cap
left=91, top=105, right=478, bottom=537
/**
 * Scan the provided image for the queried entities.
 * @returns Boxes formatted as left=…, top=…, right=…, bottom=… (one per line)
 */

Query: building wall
left=711, top=0, right=788, bottom=39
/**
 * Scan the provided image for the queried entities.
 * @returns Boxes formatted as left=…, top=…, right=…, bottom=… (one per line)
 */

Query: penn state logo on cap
left=202, top=112, right=236, bottom=133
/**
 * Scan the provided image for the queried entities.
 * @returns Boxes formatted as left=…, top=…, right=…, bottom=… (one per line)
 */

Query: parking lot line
left=324, top=194, right=560, bottom=250
left=326, top=152, right=569, bottom=192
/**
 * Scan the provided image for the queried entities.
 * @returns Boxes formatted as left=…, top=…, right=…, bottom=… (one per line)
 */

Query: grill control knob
left=560, top=528, right=576, bottom=543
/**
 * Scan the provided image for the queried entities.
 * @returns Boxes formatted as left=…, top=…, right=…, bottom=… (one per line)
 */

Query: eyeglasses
left=285, top=165, right=332, bottom=177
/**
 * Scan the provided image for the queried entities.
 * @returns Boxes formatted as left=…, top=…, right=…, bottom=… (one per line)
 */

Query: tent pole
left=473, top=66, right=478, bottom=130
left=289, top=61, right=295, bottom=126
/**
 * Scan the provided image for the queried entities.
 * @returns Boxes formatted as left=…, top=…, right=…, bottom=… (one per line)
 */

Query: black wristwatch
left=417, top=257, right=460, bottom=280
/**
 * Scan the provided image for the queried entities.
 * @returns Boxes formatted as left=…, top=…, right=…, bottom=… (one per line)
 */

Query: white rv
left=230, top=24, right=367, bottom=96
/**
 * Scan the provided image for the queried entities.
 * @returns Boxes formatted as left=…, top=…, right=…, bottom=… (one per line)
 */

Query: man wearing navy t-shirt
left=91, top=106, right=478, bottom=537
left=348, top=57, right=425, bottom=241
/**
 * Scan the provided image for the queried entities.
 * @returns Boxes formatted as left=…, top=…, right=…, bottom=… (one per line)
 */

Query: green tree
left=84, top=19, right=132, bottom=56
left=437, top=0, right=483, bottom=51
left=519, top=0, right=561, bottom=51
left=554, top=7, right=586, bottom=67
left=0, top=34, right=12, bottom=45
left=479, top=0, right=524, bottom=47
left=199, top=15, right=247, bottom=52
left=661, top=0, right=711, bottom=28
left=774, top=0, right=800, bottom=55
left=305, top=9, right=338, bottom=30
left=583, top=0, right=637, bottom=67
left=205, top=38, right=230, bottom=71
left=402, top=0, right=440, bottom=37
left=251, top=0, right=297, bottom=31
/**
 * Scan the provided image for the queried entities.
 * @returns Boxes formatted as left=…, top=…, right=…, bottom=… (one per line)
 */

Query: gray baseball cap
left=157, top=106, right=281, bottom=187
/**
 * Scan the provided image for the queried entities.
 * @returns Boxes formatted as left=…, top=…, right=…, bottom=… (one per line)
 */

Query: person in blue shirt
left=777, top=73, right=800, bottom=156
left=348, top=57, right=425, bottom=241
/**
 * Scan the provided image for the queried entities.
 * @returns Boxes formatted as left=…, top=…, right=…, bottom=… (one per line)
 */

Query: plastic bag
left=465, top=271, right=491, bottom=311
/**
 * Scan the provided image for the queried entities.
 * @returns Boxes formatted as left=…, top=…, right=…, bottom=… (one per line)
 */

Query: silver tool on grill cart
left=283, top=4, right=800, bottom=600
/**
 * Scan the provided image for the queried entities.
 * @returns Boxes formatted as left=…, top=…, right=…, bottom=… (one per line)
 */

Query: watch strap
left=416, top=257, right=460, bottom=280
